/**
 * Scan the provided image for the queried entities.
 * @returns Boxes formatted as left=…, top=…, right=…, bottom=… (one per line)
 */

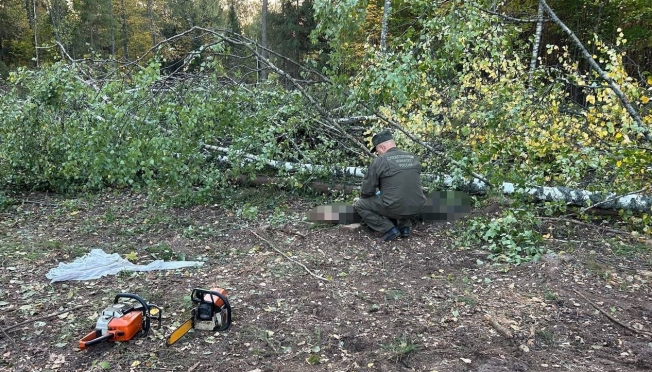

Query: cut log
left=207, top=145, right=652, bottom=213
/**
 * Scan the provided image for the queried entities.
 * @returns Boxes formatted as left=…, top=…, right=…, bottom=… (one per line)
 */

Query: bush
left=458, top=209, right=548, bottom=264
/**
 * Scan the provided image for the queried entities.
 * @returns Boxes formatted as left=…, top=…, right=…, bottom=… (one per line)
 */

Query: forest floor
left=1, top=188, right=651, bottom=372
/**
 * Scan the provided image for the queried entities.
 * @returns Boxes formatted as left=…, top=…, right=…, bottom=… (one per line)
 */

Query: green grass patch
left=611, top=240, right=650, bottom=257
left=380, top=334, right=418, bottom=362
left=146, top=243, right=184, bottom=261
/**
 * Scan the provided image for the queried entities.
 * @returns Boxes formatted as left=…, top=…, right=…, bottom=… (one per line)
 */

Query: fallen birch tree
left=207, top=145, right=652, bottom=213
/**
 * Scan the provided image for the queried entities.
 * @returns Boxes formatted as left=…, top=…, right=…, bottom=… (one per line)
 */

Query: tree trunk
left=528, top=1, right=544, bottom=83
left=110, top=0, right=115, bottom=58
left=206, top=145, right=652, bottom=213
left=33, top=0, right=38, bottom=67
left=45, top=0, right=65, bottom=59
left=119, top=0, right=129, bottom=60
left=147, top=0, right=156, bottom=46
left=261, top=0, right=268, bottom=81
left=380, top=0, right=391, bottom=52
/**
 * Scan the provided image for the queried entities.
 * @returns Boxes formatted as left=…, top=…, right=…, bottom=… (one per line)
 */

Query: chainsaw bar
left=166, top=318, right=194, bottom=346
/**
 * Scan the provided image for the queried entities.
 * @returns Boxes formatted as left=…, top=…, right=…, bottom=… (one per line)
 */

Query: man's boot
left=400, top=227, right=410, bottom=238
left=382, top=227, right=399, bottom=242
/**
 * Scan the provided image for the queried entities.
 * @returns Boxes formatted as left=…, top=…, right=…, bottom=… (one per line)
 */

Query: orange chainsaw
left=79, top=293, right=162, bottom=350
left=166, top=288, right=231, bottom=346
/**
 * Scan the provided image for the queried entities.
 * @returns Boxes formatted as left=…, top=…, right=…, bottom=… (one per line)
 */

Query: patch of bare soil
left=1, top=190, right=651, bottom=372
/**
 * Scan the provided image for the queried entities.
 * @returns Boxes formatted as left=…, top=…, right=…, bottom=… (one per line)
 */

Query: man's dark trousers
left=354, top=195, right=415, bottom=233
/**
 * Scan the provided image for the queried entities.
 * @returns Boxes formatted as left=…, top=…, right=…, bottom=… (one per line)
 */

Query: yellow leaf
left=616, top=161, right=622, bottom=167
left=615, top=132, right=622, bottom=139
left=648, top=76, right=652, bottom=85
left=642, top=96, right=650, bottom=104
left=124, top=251, right=138, bottom=262
left=132, top=361, right=141, bottom=367
left=586, top=95, right=595, bottom=105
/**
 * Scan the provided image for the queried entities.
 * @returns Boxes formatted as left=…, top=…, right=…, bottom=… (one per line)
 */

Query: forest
left=1, top=1, right=652, bottom=371
left=2, top=0, right=652, bottom=242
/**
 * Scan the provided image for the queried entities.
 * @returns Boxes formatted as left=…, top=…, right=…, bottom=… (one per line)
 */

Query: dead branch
left=250, top=230, right=330, bottom=282
left=572, top=289, right=652, bottom=337
left=333, top=116, right=378, bottom=125
left=21, top=199, right=59, bottom=207
left=484, top=313, right=514, bottom=339
left=1, top=305, right=86, bottom=334
left=0, top=321, right=16, bottom=344
left=205, top=29, right=372, bottom=156
left=187, top=361, right=201, bottom=372
left=539, top=217, right=633, bottom=236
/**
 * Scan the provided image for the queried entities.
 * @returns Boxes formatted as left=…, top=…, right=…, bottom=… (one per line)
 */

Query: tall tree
left=261, top=0, right=268, bottom=81
left=380, top=0, right=391, bottom=52
left=0, top=0, right=31, bottom=69
left=119, top=0, right=129, bottom=60
left=147, top=0, right=156, bottom=46
left=228, top=0, right=241, bottom=34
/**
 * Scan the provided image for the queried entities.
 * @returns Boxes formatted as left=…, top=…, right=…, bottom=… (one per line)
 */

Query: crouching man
left=354, top=129, right=426, bottom=242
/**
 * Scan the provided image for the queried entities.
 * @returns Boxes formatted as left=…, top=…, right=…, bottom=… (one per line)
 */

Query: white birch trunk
left=380, top=0, right=391, bottom=52
left=205, top=145, right=652, bottom=213
left=528, top=2, right=544, bottom=82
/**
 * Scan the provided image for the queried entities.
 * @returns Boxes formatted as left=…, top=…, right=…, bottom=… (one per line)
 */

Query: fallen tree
left=209, top=145, right=652, bottom=213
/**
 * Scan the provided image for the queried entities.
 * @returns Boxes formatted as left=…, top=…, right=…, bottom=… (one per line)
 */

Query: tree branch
left=370, top=109, right=494, bottom=188
left=572, top=289, right=652, bottom=337
left=474, top=5, right=550, bottom=23
left=1, top=305, right=86, bottom=334
left=250, top=230, right=330, bottom=282
left=539, top=0, right=647, bottom=137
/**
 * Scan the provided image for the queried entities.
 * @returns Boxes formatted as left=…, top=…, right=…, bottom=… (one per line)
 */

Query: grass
left=535, top=329, right=555, bottom=347
left=456, top=295, right=476, bottom=306
left=611, top=240, right=650, bottom=257
left=380, top=334, right=418, bottom=362
left=385, top=289, right=407, bottom=302
left=147, top=243, right=183, bottom=261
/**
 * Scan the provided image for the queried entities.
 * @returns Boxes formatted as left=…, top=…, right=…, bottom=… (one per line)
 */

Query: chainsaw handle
left=113, top=293, right=151, bottom=336
left=113, top=293, right=149, bottom=309
left=191, top=288, right=231, bottom=331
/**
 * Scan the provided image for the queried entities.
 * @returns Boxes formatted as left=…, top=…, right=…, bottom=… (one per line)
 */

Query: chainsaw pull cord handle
left=113, top=293, right=151, bottom=337
left=191, top=289, right=232, bottom=331
left=146, top=304, right=163, bottom=330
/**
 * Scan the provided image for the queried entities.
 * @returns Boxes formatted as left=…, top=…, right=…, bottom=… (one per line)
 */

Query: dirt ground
left=1, top=189, right=651, bottom=372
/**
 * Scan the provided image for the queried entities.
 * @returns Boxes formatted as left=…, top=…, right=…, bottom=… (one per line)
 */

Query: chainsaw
left=79, top=293, right=162, bottom=350
left=166, top=288, right=231, bottom=346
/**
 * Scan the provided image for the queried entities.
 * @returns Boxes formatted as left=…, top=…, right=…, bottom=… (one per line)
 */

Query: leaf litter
left=0, top=191, right=651, bottom=371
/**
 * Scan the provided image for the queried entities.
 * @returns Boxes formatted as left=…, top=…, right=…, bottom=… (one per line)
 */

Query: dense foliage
left=0, top=53, right=346, bottom=202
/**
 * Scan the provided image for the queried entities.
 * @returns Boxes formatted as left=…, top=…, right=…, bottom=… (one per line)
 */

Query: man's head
left=372, top=129, right=396, bottom=155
